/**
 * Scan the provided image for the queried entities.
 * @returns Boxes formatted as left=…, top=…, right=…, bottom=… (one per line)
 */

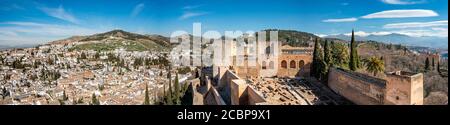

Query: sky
left=0, top=0, right=448, bottom=45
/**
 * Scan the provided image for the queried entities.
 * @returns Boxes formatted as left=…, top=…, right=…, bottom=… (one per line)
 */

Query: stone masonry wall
left=328, top=68, right=386, bottom=105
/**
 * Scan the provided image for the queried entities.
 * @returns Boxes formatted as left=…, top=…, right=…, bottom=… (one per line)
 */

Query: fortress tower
left=385, top=71, right=424, bottom=105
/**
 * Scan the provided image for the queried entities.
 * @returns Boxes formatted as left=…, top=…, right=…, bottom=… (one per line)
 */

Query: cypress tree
left=324, top=40, right=333, bottom=67
left=174, top=73, right=181, bottom=105
left=166, top=66, right=173, bottom=105
left=91, top=93, right=100, bottom=105
left=311, top=38, right=324, bottom=79
left=349, top=29, right=360, bottom=71
left=95, top=52, right=100, bottom=59
left=437, top=60, right=441, bottom=73
left=80, top=52, right=87, bottom=59
left=62, top=90, right=68, bottom=101
left=425, top=57, right=430, bottom=71
left=143, top=83, right=150, bottom=105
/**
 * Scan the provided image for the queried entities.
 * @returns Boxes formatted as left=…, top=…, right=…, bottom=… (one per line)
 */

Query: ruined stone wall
left=277, top=54, right=312, bottom=77
left=259, top=54, right=279, bottom=78
left=246, top=87, right=267, bottom=105
left=204, top=87, right=226, bottom=105
left=230, top=79, right=248, bottom=105
left=328, top=68, right=386, bottom=105
left=183, top=82, right=204, bottom=105
left=217, top=70, right=241, bottom=104
left=234, top=57, right=261, bottom=78
left=230, top=79, right=267, bottom=105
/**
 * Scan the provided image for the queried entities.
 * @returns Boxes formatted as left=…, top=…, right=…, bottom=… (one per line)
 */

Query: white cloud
left=361, top=9, right=438, bottom=19
left=179, top=12, right=209, bottom=20
left=131, top=3, right=145, bottom=17
left=315, top=34, right=328, bottom=37
left=431, top=27, right=448, bottom=31
left=340, top=29, right=447, bottom=38
left=370, top=31, right=394, bottom=36
left=0, top=22, right=47, bottom=27
left=323, top=18, right=358, bottom=23
left=383, top=20, right=448, bottom=29
left=343, top=31, right=392, bottom=37
left=381, top=0, right=425, bottom=5
left=0, top=21, right=106, bottom=45
left=393, top=29, right=448, bottom=37
left=39, top=5, right=79, bottom=24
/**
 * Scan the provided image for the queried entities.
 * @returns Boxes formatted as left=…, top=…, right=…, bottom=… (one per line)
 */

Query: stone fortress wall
left=328, top=68, right=386, bottom=105
left=328, top=68, right=424, bottom=105
left=385, top=71, right=423, bottom=105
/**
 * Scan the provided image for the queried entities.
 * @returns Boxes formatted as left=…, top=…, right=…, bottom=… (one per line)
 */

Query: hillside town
left=0, top=39, right=193, bottom=105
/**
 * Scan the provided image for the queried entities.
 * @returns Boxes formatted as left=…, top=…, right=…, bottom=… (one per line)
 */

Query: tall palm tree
left=364, top=57, right=385, bottom=76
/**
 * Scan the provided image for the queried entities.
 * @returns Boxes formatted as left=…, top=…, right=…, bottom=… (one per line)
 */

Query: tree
left=311, top=38, right=324, bottom=79
left=58, top=90, right=69, bottom=105
left=0, top=55, right=3, bottom=66
left=349, top=29, right=360, bottom=71
left=432, top=57, right=435, bottom=70
left=173, top=73, right=181, bottom=105
left=165, top=66, right=173, bottom=105
left=319, top=59, right=328, bottom=81
left=332, top=42, right=349, bottom=68
left=364, top=57, right=385, bottom=76
left=133, top=58, right=142, bottom=69
left=310, top=38, right=327, bottom=79
left=62, top=90, right=69, bottom=101
left=437, top=60, right=441, bottom=73
left=80, top=52, right=87, bottom=59
left=143, top=83, right=150, bottom=105
left=324, top=40, right=333, bottom=67
left=95, top=52, right=100, bottom=59
left=425, top=57, right=430, bottom=71
left=91, top=93, right=100, bottom=105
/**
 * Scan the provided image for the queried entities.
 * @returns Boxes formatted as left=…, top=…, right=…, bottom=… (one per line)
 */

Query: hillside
left=52, top=30, right=172, bottom=52
left=263, top=29, right=347, bottom=47
left=48, top=36, right=88, bottom=45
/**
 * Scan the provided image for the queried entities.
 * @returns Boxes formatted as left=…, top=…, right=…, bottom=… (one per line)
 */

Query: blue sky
left=0, top=0, right=448, bottom=45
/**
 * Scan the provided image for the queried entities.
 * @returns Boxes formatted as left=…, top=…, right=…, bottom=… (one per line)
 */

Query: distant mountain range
left=325, top=33, right=448, bottom=49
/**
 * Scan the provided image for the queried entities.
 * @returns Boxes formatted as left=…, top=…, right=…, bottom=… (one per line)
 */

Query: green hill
left=68, top=30, right=171, bottom=52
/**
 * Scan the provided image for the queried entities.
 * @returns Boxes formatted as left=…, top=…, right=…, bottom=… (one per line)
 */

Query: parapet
left=386, top=71, right=423, bottom=80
